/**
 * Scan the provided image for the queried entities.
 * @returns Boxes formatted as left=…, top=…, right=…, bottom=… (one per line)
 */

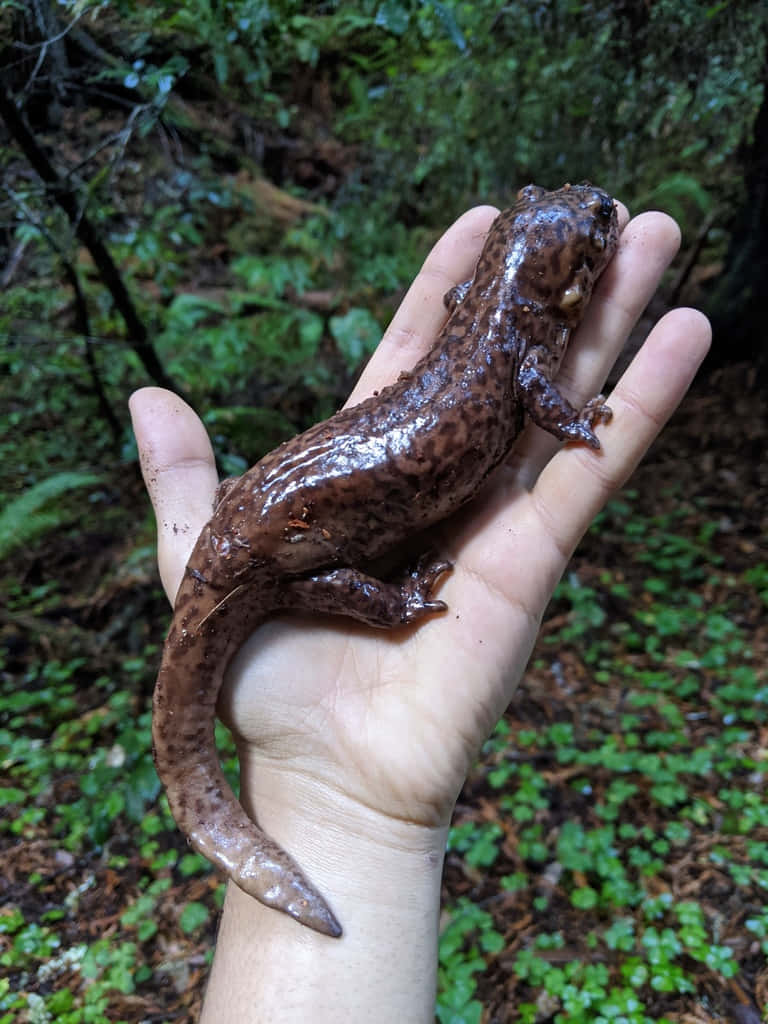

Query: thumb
left=129, top=386, right=219, bottom=603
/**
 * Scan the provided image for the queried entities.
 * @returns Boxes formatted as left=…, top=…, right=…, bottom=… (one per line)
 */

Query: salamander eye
left=587, top=192, right=614, bottom=220
left=600, top=194, right=615, bottom=219
left=561, top=283, right=584, bottom=309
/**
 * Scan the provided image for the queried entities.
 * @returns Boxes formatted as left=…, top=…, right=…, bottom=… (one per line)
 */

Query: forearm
left=200, top=765, right=447, bottom=1023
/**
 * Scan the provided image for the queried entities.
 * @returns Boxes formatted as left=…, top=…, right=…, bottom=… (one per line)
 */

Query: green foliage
left=495, top=762, right=549, bottom=823
left=0, top=472, right=103, bottom=558
left=156, top=290, right=323, bottom=397
left=634, top=174, right=714, bottom=230
left=744, top=563, right=768, bottom=607
left=203, top=405, right=297, bottom=471
left=331, top=0, right=764, bottom=225
left=548, top=574, right=608, bottom=663
left=329, top=308, right=383, bottom=372
left=437, top=899, right=504, bottom=1024
left=448, top=820, right=504, bottom=869
left=179, top=901, right=210, bottom=934
left=0, top=326, right=135, bottom=489
left=45, top=0, right=767, bottom=246
left=4, top=0, right=764, bottom=502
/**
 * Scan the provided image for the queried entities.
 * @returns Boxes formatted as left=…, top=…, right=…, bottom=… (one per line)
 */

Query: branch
left=0, top=82, right=185, bottom=399
left=5, top=184, right=124, bottom=448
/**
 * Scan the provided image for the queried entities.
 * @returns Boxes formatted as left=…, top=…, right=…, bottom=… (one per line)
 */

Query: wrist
left=238, top=750, right=449, bottom=932
left=200, top=755, right=448, bottom=1023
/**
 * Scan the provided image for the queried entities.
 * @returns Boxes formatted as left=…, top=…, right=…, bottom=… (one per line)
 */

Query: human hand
left=129, top=199, right=710, bottom=899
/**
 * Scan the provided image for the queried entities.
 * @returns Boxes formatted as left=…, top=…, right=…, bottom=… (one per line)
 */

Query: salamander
left=152, top=182, right=620, bottom=938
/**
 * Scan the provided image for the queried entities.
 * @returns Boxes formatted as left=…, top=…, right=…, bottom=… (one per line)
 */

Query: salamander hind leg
left=284, top=556, right=452, bottom=628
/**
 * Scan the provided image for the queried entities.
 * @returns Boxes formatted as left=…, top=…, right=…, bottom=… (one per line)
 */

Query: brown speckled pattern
left=153, top=183, right=619, bottom=937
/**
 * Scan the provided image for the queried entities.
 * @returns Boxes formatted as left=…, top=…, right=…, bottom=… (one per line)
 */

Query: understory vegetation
left=1, top=1, right=767, bottom=1021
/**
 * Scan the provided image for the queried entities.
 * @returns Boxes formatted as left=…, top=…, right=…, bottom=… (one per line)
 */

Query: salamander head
left=483, top=181, right=620, bottom=328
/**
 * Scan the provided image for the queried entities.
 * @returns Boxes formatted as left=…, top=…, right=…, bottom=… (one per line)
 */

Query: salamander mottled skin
left=153, top=182, right=619, bottom=937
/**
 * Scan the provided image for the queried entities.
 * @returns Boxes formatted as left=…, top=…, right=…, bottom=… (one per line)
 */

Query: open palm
left=130, top=201, right=710, bottom=851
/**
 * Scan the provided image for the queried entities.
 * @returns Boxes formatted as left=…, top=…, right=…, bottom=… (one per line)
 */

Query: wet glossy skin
left=152, top=182, right=620, bottom=937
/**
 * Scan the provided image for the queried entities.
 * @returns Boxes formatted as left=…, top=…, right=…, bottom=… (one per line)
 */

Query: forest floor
left=459, top=363, right=768, bottom=1023
left=2, top=358, right=767, bottom=1023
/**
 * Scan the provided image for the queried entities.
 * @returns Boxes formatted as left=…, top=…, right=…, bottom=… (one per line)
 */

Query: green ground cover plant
left=439, top=448, right=768, bottom=1019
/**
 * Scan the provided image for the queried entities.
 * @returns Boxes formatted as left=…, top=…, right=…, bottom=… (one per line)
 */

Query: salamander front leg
left=443, top=280, right=471, bottom=313
left=518, top=345, right=612, bottom=449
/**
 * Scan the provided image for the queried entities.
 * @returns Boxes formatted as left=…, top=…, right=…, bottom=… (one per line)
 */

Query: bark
left=707, top=50, right=768, bottom=380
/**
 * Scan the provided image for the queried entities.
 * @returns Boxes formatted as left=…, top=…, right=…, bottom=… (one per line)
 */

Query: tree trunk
left=707, top=48, right=768, bottom=380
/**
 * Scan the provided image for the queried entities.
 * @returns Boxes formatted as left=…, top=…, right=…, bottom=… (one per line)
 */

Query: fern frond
left=0, top=472, right=103, bottom=559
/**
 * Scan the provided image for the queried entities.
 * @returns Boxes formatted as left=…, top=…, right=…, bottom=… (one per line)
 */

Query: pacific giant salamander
left=152, top=182, right=620, bottom=937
